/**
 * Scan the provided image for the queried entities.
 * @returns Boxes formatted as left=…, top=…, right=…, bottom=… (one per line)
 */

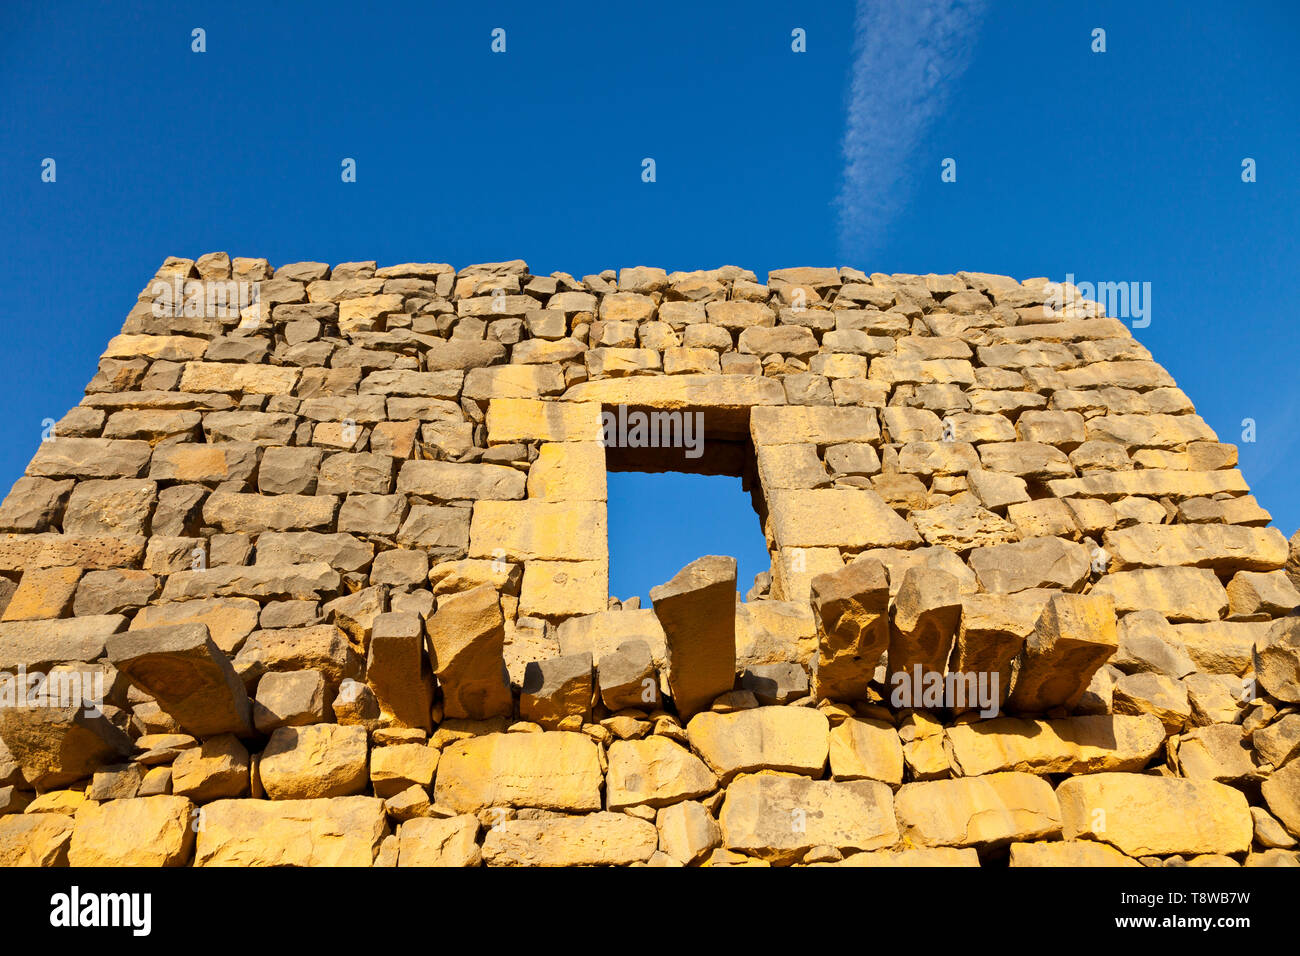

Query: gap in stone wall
left=603, top=405, right=771, bottom=604
left=605, top=457, right=769, bottom=605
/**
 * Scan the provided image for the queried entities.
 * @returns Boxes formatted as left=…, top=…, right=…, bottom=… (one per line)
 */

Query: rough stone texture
left=434, top=731, right=602, bottom=812
left=370, top=743, right=437, bottom=798
left=1262, top=758, right=1300, bottom=839
left=0, top=256, right=1293, bottom=867
left=253, top=669, right=328, bottom=733
left=194, top=796, right=387, bottom=866
left=656, top=800, right=721, bottom=865
left=425, top=585, right=512, bottom=720
left=106, top=622, right=252, bottom=737
left=68, top=795, right=195, bottom=866
left=894, top=773, right=1062, bottom=849
left=1007, top=594, right=1118, bottom=714
left=259, top=724, right=369, bottom=800
left=397, top=815, right=481, bottom=867
left=887, top=566, right=962, bottom=688
left=0, top=813, right=75, bottom=866
left=719, top=774, right=898, bottom=865
left=687, top=707, right=829, bottom=783
left=606, top=736, right=718, bottom=809
left=810, top=558, right=889, bottom=701
left=950, top=593, right=1036, bottom=713
left=1058, top=774, right=1253, bottom=856
left=481, top=812, right=657, bottom=867
left=171, top=734, right=250, bottom=801
left=1254, top=617, right=1300, bottom=703
left=0, top=704, right=133, bottom=789
left=519, top=652, right=593, bottom=729
left=944, top=715, right=1166, bottom=775
left=650, top=555, right=737, bottom=720
left=366, top=612, right=434, bottom=731
left=1008, top=840, right=1141, bottom=867
left=828, top=717, right=905, bottom=785
left=596, top=639, right=658, bottom=710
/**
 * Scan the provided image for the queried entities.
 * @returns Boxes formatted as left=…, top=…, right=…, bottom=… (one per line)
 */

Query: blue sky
left=1, top=0, right=1296, bottom=602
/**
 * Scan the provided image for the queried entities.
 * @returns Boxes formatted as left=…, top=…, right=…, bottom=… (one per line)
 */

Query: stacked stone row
left=0, top=254, right=1296, bottom=866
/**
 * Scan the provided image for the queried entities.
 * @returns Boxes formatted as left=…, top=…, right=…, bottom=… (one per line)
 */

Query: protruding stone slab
left=809, top=558, right=890, bottom=701
left=0, top=476, right=74, bottom=533
left=194, top=796, right=387, bottom=866
left=1173, top=724, right=1257, bottom=783
left=106, top=622, right=253, bottom=737
left=887, top=566, right=962, bottom=692
left=0, top=704, right=132, bottom=789
left=719, top=774, right=898, bottom=865
left=366, top=612, right=434, bottom=731
left=201, top=491, right=338, bottom=533
left=1112, top=672, right=1191, bottom=733
left=1176, top=620, right=1266, bottom=674
left=894, top=772, right=1062, bottom=849
left=1046, top=468, right=1248, bottom=501
left=0, top=533, right=146, bottom=573
left=949, top=594, right=1039, bottom=715
left=1006, top=594, right=1117, bottom=714
left=1262, top=759, right=1300, bottom=839
left=1114, top=610, right=1196, bottom=679
left=650, top=555, right=737, bottom=720
left=482, top=812, right=658, bottom=867
left=26, top=438, right=151, bottom=480
left=1227, top=570, right=1300, bottom=617
left=425, top=585, right=511, bottom=720
left=433, top=731, right=603, bottom=813
left=686, top=706, right=829, bottom=783
left=1057, top=774, right=1253, bottom=856
left=234, top=625, right=362, bottom=687
left=1254, top=617, right=1300, bottom=704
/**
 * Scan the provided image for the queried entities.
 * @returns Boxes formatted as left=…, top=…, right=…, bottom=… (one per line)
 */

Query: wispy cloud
left=836, top=0, right=987, bottom=260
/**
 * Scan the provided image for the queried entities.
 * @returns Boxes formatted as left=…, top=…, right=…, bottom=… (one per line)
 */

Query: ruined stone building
left=0, top=254, right=1297, bottom=866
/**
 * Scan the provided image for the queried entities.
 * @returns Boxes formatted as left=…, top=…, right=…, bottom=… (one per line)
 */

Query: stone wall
left=0, top=254, right=1297, bottom=867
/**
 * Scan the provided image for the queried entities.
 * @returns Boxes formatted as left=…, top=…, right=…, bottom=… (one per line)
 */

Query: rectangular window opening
left=602, top=404, right=772, bottom=605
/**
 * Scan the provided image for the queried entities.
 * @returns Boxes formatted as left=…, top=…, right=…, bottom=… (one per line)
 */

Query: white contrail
left=836, top=0, right=988, bottom=260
